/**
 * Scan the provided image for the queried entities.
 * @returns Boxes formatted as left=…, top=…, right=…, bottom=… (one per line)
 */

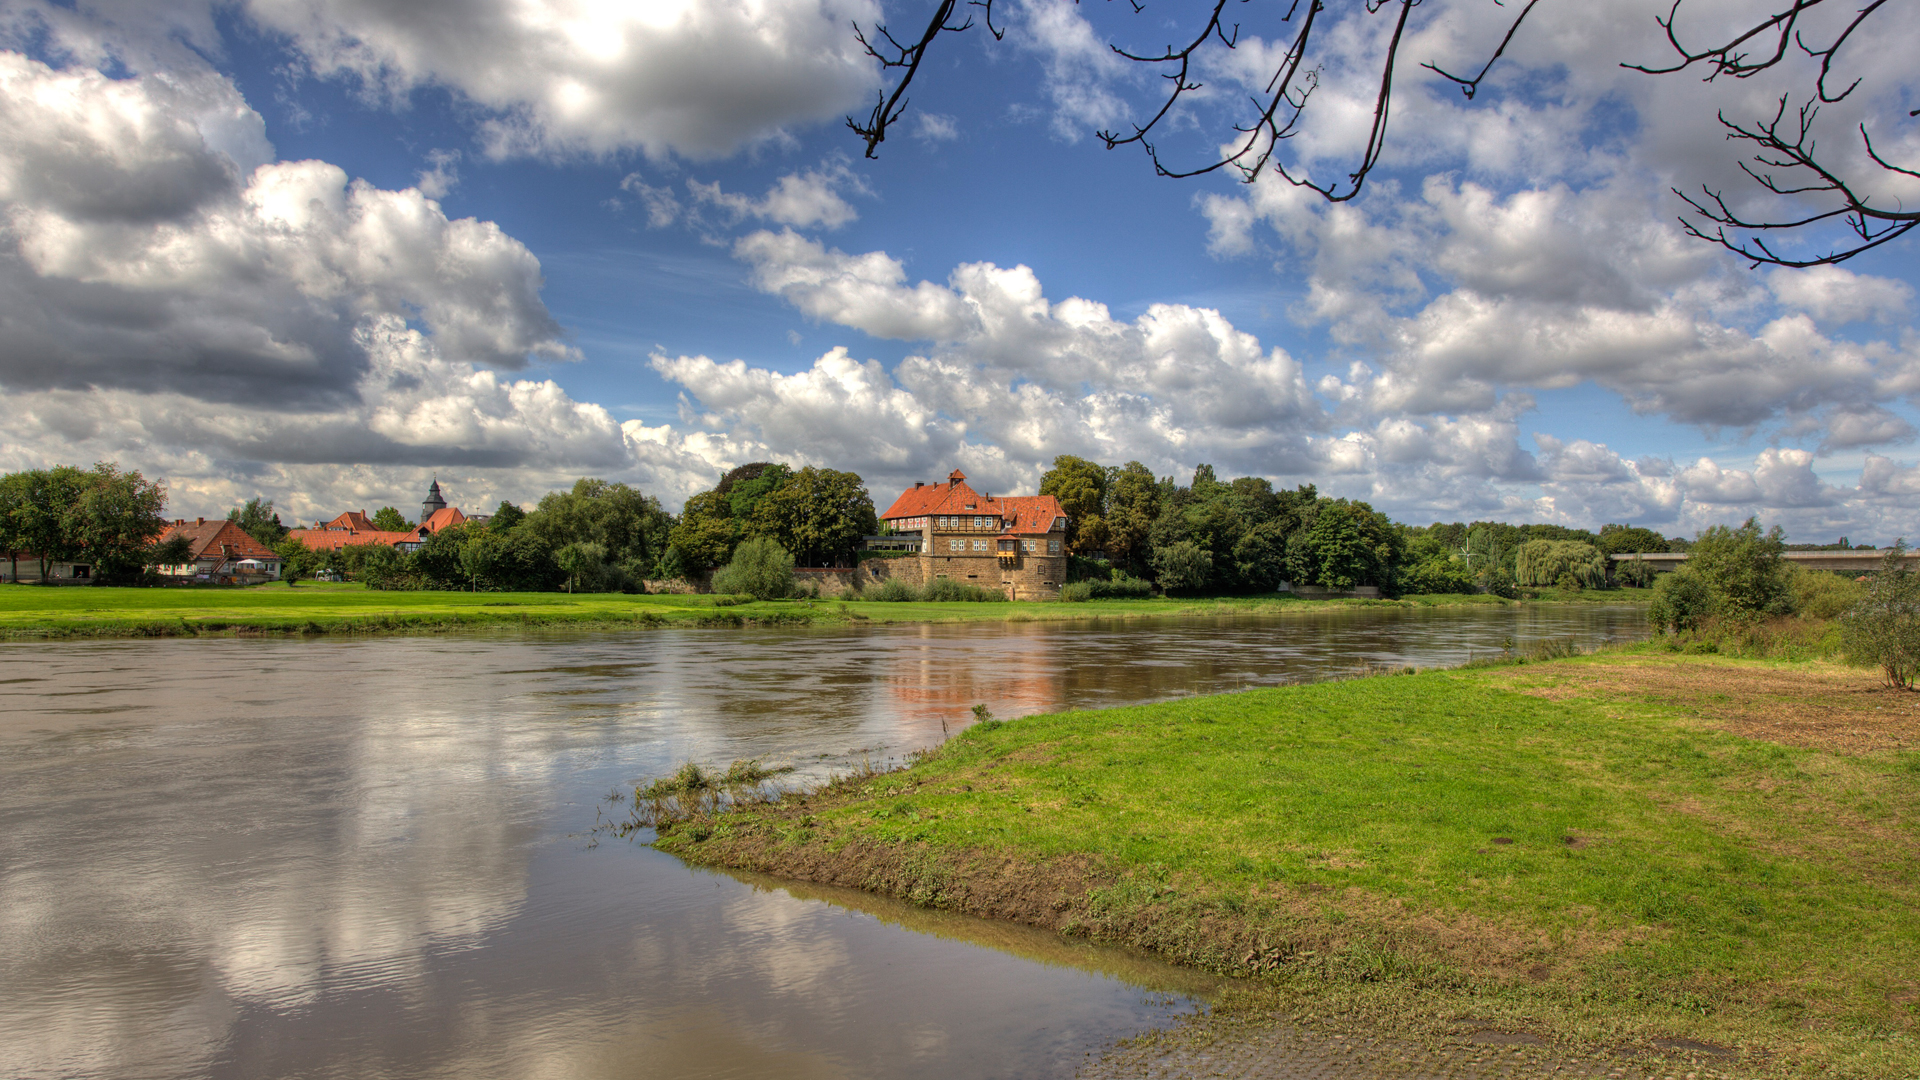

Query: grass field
left=653, top=649, right=1920, bottom=1078
left=0, top=581, right=1653, bottom=638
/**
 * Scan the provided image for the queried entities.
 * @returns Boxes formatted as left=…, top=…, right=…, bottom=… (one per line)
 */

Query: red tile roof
left=879, top=474, right=1066, bottom=536
left=159, top=519, right=280, bottom=562
left=322, top=510, right=379, bottom=532
left=284, top=528, right=425, bottom=553
left=420, top=506, right=467, bottom=534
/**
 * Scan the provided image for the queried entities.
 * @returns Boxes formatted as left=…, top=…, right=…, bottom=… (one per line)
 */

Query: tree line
left=0, top=464, right=177, bottom=583
left=1036, top=456, right=1680, bottom=597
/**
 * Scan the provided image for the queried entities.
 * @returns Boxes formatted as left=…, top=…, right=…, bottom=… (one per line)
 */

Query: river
left=0, top=604, right=1648, bottom=1079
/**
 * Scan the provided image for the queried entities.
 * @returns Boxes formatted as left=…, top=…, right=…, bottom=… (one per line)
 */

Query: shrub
left=1649, top=569, right=1715, bottom=634
left=1788, top=564, right=1865, bottom=619
left=1060, top=581, right=1093, bottom=602
left=1400, top=558, right=1476, bottom=595
left=923, top=576, right=1005, bottom=602
left=1087, top=572, right=1153, bottom=599
left=1840, top=542, right=1920, bottom=689
left=1687, top=517, right=1790, bottom=621
left=1614, top=555, right=1658, bottom=588
left=1481, top=568, right=1519, bottom=599
left=710, top=537, right=795, bottom=600
left=861, top=576, right=921, bottom=602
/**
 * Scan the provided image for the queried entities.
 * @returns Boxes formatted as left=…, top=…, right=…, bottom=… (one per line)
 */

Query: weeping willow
left=1514, top=540, right=1608, bottom=588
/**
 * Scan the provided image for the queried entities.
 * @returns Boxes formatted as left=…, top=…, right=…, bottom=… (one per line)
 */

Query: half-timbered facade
left=877, top=470, right=1070, bottom=599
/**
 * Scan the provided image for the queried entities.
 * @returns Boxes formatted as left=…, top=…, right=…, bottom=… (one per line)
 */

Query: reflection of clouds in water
left=0, top=640, right=548, bottom=1075
left=723, top=886, right=856, bottom=1005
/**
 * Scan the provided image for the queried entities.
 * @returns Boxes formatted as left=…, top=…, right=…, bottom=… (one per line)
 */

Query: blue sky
left=1, top=0, right=1916, bottom=541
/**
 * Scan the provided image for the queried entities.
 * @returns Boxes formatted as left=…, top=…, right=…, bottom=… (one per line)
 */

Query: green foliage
left=1399, top=557, right=1477, bottom=595
left=68, top=463, right=169, bottom=583
left=354, top=543, right=417, bottom=590
left=1295, top=499, right=1400, bottom=590
left=370, top=506, right=413, bottom=532
left=1596, top=523, right=1669, bottom=556
left=1103, top=461, right=1160, bottom=568
left=1614, top=554, right=1659, bottom=588
left=227, top=497, right=288, bottom=548
left=1151, top=539, right=1212, bottom=594
left=710, top=536, right=796, bottom=600
left=1039, top=454, right=1109, bottom=556
left=554, top=541, right=608, bottom=593
left=526, top=477, right=671, bottom=583
left=1840, top=542, right=1920, bottom=689
left=1482, top=567, right=1519, bottom=599
left=859, top=576, right=922, bottom=602
left=745, top=465, right=876, bottom=568
left=487, top=500, right=525, bottom=533
left=1513, top=540, right=1608, bottom=588
left=148, top=533, right=195, bottom=571
left=1688, top=517, right=1791, bottom=620
left=274, top=536, right=320, bottom=585
left=1649, top=570, right=1715, bottom=633
left=921, top=576, right=1006, bottom=602
left=1788, top=564, right=1865, bottom=619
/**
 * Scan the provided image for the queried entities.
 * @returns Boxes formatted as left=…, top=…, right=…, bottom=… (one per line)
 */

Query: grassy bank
left=0, top=582, right=1650, bottom=639
left=653, top=650, right=1920, bottom=1078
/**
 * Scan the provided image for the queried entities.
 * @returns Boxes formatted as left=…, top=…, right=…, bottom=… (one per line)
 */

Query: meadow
left=654, top=648, right=1920, bottom=1078
left=0, top=581, right=1650, bottom=638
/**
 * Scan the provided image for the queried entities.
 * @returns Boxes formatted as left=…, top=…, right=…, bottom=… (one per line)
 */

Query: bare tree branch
left=846, top=0, right=1911, bottom=268
left=1626, top=0, right=1914, bottom=266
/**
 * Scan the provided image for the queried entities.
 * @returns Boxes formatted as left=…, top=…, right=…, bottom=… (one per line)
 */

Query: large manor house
left=875, top=470, right=1070, bottom=600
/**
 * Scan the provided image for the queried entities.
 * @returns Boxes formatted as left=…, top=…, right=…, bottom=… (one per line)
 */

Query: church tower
left=422, top=477, right=447, bottom=521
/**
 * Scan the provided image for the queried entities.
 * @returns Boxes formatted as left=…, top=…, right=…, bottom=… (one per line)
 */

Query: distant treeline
left=1034, top=456, right=1684, bottom=596
left=0, top=457, right=1879, bottom=596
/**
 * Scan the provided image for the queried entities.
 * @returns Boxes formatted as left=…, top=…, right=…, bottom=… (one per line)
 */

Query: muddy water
left=0, top=605, right=1646, bottom=1079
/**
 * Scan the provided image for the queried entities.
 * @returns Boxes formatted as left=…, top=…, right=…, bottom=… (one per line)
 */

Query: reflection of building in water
left=884, top=623, right=1064, bottom=725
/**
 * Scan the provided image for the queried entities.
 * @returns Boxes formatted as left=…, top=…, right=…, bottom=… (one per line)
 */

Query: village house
left=155, top=518, right=284, bottom=583
left=876, top=470, right=1070, bottom=600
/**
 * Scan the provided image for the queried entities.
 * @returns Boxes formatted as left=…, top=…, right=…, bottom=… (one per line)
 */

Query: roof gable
left=160, top=519, right=279, bottom=560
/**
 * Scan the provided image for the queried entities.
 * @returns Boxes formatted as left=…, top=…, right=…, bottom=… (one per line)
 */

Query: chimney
left=914, top=481, right=923, bottom=488
left=196, top=517, right=204, bottom=525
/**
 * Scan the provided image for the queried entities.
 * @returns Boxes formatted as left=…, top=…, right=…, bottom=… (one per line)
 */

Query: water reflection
left=0, top=606, right=1646, bottom=1079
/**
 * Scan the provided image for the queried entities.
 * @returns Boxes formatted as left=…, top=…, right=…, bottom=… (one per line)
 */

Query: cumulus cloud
left=627, top=160, right=868, bottom=232
left=0, top=55, right=570, bottom=409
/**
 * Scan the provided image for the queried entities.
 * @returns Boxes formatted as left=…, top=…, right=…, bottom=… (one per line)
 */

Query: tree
left=487, top=500, right=525, bottom=533
left=355, top=544, right=416, bottom=591
left=1039, top=455, right=1109, bottom=557
left=1649, top=569, right=1716, bottom=634
left=555, top=541, right=605, bottom=594
left=371, top=506, right=413, bottom=532
left=667, top=489, right=740, bottom=572
left=1513, top=540, right=1608, bottom=589
left=228, top=497, right=288, bottom=548
left=849, top=0, right=1908, bottom=267
left=1104, top=461, right=1160, bottom=569
left=1687, top=517, right=1791, bottom=620
left=12, top=466, right=90, bottom=582
left=1151, top=539, right=1212, bottom=595
left=711, top=536, right=797, bottom=600
left=274, top=536, right=320, bottom=586
left=67, top=463, right=170, bottom=583
left=526, top=478, right=672, bottom=582
left=1840, top=542, right=1920, bottom=690
left=746, top=466, right=876, bottom=567
left=414, top=523, right=473, bottom=589
left=1597, top=524, right=1671, bottom=557
left=458, top=529, right=505, bottom=591
left=0, top=470, right=31, bottom=582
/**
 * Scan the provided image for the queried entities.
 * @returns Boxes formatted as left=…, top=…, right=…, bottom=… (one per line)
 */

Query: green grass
left=657, top=651, right=1920, bottom=1077
left=0, top=581, right=1642, bottom=638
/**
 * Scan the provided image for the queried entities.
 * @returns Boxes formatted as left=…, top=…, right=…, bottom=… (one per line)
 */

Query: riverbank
left=0, top=581, right=1651, bottom=639
left=652, top=649, right=1920, bottom=1079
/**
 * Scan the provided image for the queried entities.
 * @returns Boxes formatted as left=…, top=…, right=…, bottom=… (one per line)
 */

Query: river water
left=0, top=605, right=1647, bottom=1080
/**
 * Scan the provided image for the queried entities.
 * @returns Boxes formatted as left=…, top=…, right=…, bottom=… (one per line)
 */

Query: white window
left=949, top=538, right=965, bottom=552
left=1049, top=540, right=1061, bottom=555
left=973, top=516, right=984, bottom=527
left=972, top=539, right=989, bottom=552
left=1023, top=540, right=1037, bottom=553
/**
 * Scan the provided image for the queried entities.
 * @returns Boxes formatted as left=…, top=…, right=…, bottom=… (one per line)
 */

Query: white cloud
left=1770, top=266, right=1912, bottom=325
left=238, top=0, right=883, bottom=160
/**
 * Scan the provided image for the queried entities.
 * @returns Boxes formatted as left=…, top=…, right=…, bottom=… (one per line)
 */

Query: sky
left=0, top=0, right=1916, bottom=542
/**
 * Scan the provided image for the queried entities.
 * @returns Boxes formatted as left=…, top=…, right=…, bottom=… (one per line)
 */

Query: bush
left=861, top=576, right=921, bottom=602
left=1788, top=564, right=1865, bottom=619
left=1649, top=570, right=1715, bottom=634
left=1400, top=558, right=1477, bottom=595
left=1060, top=581, right=1093, bottom=602
left=1687, top=517, right=1790, bottom=621
left=1840, top=542, right=1920, bottom=689
left=1614, top=555, right=1658, bottom=588
left=710, top=537, right=795, bottom=600
left=1088, top=572, right=1153, bottom=599
left=1481, top=568, right=1519, bottom=599
left=922, top=576, right=1006, bottom=602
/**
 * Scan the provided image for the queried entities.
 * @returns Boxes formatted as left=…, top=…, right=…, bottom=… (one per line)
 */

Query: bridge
left=1608, top=551, right=1916, bottom=573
